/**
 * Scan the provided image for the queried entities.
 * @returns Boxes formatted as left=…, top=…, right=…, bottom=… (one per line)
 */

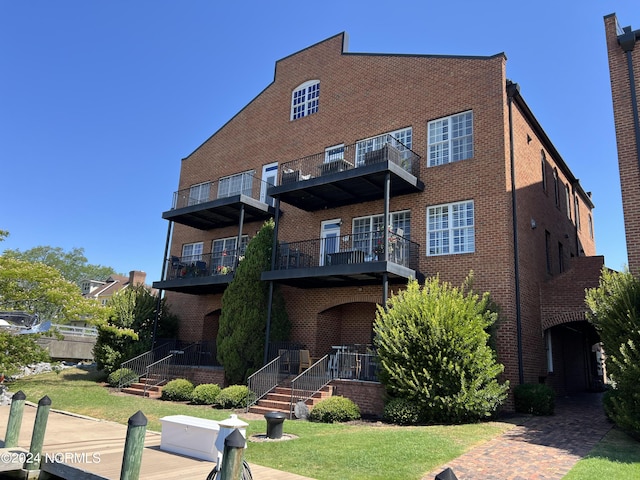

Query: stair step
left=248, top=405, right=290, bottom=416
left=121, top=387, right=162, bottom=398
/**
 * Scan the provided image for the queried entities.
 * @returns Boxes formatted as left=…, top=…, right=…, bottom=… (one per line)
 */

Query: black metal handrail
left=279, top=134, right=420, bottom=186
left=246, top=356, right=286, bottom=410
left=170, top=173, right=271, bottom=210
left=274, top=231, right=419, bottom=271
left=289, top=355, right=331, bottom=419
left=162, top=249, right=243, bottom=281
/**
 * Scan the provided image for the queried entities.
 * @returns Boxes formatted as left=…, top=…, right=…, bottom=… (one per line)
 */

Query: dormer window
left=291, top=80, right=320, bottom=120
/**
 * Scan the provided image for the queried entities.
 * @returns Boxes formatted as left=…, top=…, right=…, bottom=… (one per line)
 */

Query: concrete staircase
left=121, top=377, right=165, bottom=399
left=248, top=385, right=334, bottom=416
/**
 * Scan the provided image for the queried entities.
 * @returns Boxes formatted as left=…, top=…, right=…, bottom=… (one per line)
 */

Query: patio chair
left=299, top=349, right=312, bottom=373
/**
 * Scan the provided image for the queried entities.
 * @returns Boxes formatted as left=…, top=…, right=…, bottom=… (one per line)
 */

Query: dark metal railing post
left=24, top=395, right=51, bottom=471
left=4, top=390, right=26, bottom=447
left=120, top=410, right=147, bottom=480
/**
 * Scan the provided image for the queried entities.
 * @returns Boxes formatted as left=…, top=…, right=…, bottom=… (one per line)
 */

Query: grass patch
left=564, top=428, right=640, bottom=480
left=8, top=367, right=515, bottom=480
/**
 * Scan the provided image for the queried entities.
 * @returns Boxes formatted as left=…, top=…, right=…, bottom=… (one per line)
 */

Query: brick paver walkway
left=424, top=393, right=612, bottom=480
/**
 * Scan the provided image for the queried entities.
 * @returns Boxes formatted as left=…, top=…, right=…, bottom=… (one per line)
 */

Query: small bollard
left=264, top=411, right=286, bottom=439
left=25, top=395, right=51, bottom=471
left=435, top=467, right=459, bottom=480
left=218, top=429, right=245, bottom=480
left=120, top=410, right=147, bottom=480
left=4, top=390, right=26, bottom=448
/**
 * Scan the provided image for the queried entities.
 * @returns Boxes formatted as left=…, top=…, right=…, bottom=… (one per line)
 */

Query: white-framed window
left=553, top=168, right=559, bottom=206
left=182, top=242, right=203, bottom=263
left=428, top=111, right=473, bottom=167
left=427, top=200, right=474, bottom=255
left=291, top=80, right=320, bottom=120
left=212, top=236, right=249, bottom=272
left=218, top=171, right=254, bottom=199
left=355, top=127, right=413, bottom=166
left=188, top=182, right=211, bottom=206
left=574, top=195, right=581, bottom=230
left=352, top=211, right=411, bottom=256
left=325, top=144, right=345, bottom=162
left=565, top=184, right=572, bottom=220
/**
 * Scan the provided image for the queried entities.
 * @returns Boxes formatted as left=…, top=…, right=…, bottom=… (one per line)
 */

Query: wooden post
left=24, top=395, right=51, bottom=471
left=4, top=390, right=26, bottom=448
left=120, top=410, right=147, bottom=480
left=218, top=429, right=245, bottom=480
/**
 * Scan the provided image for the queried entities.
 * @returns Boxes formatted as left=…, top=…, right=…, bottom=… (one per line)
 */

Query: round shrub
left=308, top=396, right=361, bottom=423
left=215, top=385, right=251, bottom=409
left=514, top=383, right=555, bottom=415
left=161, top=378, right=194, bottom=401
left=383, top=397, right=423, bottom=425
left=191, top=383, right=222, bottom=405
left=107, top=368, right=138, bottom=387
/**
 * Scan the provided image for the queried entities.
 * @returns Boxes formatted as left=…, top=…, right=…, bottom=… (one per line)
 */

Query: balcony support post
left=235, top=204, right=245, bottom=269
left=152, top=220, right=173, bottom=350
left=382, top=171, right=391, bottom=309
left=264, top=198, right=281, bottom=365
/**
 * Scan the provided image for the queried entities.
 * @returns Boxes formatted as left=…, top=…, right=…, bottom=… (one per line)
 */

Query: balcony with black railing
left=268, top=135, right=424, bottom=212
left=163, top=173, right=276, bottom=230
left=152, top=249, right=243, bottom=294
left=261, top=230, right=421, bottom=288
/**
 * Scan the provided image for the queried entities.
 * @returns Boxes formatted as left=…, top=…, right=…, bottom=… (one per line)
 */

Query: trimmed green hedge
left=383, top=397, right=423, bottom=425
left=191, top=383, right=222, bottom=405
left=308, top=396, right=361, bottom=423
left=161, top=378, right=194, bottom=401
left=514, top=383, right=555, bottom=415
left=107, top=368, right=138, bottom=387
left=214, top=385, right=252, bottom=409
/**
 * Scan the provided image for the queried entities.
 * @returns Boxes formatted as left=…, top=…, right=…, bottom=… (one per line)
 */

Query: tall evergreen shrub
left=217, top=219, right=290, bottom=384
left=586, top=268, right=640, bottom=438
left=374, top=276, right=508, bottom=424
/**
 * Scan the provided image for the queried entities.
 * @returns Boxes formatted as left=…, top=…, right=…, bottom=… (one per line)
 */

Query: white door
left=320, top=219, right=341, bottom=266
left=261, top=162, right=278, bottom=206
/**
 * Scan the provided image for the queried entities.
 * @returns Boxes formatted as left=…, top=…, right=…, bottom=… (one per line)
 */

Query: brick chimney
left=128, top=270, right=147, bottom=287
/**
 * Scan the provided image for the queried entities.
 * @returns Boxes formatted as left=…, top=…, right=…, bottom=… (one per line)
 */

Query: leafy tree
left=2, top=245, right=115, bottom=286
left=0, top=256, right=108, bottom=324
left=0, top=331, right=50, bottom=376
left=585, top=268, right=640, bottom=438
left=93, top=284, right=178, bottom=374
left=217, top=219, right=290, bottom=384
left=373, top=276, right=509, bottom=424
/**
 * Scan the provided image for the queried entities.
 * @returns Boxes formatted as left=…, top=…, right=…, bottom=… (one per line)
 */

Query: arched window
left=291, top=80, right=320, bottom=120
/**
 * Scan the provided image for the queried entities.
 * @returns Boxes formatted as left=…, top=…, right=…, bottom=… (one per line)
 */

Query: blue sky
left=1, top=1, right=638, bottom=283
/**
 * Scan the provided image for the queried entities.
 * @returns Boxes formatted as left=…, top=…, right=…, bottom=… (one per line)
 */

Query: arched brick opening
left=315, top=301, right=378, bottom=356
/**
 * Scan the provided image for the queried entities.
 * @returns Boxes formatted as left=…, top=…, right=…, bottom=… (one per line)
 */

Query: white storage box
left=160, top=415, right=220, bottom=461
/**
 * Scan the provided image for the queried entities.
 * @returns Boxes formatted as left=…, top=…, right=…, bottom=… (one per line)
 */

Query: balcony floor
left=163, top=194, right=275, bottom=230
left=269, top=161, right=424, bottom=211
left=261, top=261, right=418, bottom=288
left=152, top=274, right=233, bottom=294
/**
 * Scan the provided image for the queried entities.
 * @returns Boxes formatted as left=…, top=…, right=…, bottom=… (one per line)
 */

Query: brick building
left=605, top=13, right=640, bottom=276
left=154, top=33, right=604, bottom=412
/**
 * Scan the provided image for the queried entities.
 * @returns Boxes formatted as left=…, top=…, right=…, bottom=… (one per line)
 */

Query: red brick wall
left=163, top=32, right=600, bottom=401
left=605, top=14, right=640, bottom=275
left=331, top=379, right=386, bottom=417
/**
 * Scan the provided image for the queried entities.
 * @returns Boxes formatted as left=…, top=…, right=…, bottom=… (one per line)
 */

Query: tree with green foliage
left=0, top=255, right=108, bottom=324
left=585, top=268, right=640, bottom=439
left=2, top=245, right=115, bottom=286
left=373, top=276, right=509, bottom=424
left=217, top=219, right=290, bottom=384
left=93, top=284, right=178, bottom=373
left=0, top=331, right=50, bottom=377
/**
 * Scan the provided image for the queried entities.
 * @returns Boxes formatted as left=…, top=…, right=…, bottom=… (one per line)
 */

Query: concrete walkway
left=424, top=393, right=612, bottom=480
left=0, top=403, right=314, bottom=480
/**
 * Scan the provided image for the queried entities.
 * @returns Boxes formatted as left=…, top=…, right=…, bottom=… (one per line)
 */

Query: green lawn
left=6, top=367, right=640, bottom=480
